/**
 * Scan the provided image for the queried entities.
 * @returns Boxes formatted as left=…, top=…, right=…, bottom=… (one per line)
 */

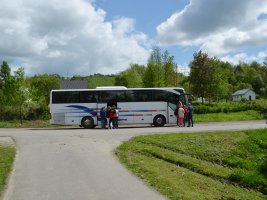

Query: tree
left=143, top=47, right=164, bottom=87
left=115, top=64, right=145, bottom=88
left=143, top=47, right=177, bottom=88
left=0, top=62, right=29, bottom=121
left=188, top=51, right=215, bottom=103
left=0, top=61, right=11, bottom=86
left=13, top=68, right=28, bottom=123
left=162, top=50, right=176, bottom=86
left=27, top=74, right=60, bottom=118
left=28, top=74, right=60, bottom=102
left=143, top=59, right=157, bottom=87
left=211, top=59, right=233, bottom=101
left=0, top=61, right=15, bottom=106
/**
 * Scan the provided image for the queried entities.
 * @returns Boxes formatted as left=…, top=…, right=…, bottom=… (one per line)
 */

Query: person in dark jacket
left=100, top=107, right=107, bottom=129
left=187, top=103, right=194, bottom=127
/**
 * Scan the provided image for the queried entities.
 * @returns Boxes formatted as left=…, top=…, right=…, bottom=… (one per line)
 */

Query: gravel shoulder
left=0, top=137, right=15, bottom=147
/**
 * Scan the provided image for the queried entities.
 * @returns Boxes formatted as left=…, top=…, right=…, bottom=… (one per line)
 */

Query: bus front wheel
left=153, top=115, right=166, bottom=127
left=81, top=116, right=94, bottom=129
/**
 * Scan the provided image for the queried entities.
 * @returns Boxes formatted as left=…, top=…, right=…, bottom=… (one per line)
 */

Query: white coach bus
left=49, top=86, right=190, bottom=128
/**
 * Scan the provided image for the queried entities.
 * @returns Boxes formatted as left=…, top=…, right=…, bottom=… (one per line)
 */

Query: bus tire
left=153, top=115, right=166, bottom=127
left=81, top=116, right=94, bottom=129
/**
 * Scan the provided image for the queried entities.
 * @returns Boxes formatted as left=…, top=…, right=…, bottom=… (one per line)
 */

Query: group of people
left=99, top=102, right=193, bottom=129
left=99, top=105, right=119, bottom=129
left=174, top=102, right=194, bottom=127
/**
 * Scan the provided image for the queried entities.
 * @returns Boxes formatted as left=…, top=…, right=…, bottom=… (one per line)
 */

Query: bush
left=193, top=101, right=261, bottom=114
left=0, top=106, right=19, bottom=121
left=0, top=102, right=49, bottom=121
left=258, top=105, right=267, bottom=119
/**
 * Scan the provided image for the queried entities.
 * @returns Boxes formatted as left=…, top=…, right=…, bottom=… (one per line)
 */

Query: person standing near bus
left=187, top=103, right=194, bottom=127
left=100, top=107, right=107, bottom=129
left=178, top=105, right=185, bottom=127
left=183, top=105, right=188, bottom=127
left=114, top=105, right=119, bottom=128
left=109, top=106, right=116, bottom=129
left=106, top=106, right=112, bottom=129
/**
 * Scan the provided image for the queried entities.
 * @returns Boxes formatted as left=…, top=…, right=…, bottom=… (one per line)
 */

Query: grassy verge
left=0, top=144, right=16, bottom=198
left=0, top=120, right=52, bottom=128
left=194, top=110, right=263, bottom=122
left=116, top=129, right=267, bottom=200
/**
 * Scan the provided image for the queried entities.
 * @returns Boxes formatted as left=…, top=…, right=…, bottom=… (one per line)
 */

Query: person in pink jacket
left=178, top=105, right=185, bottom=127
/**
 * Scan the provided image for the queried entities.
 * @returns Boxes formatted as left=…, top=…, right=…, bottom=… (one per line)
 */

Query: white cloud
left=0, top=0, right=150, bottom=76
left=221, top=51, right=267, bottom=65
left=157, top=0, right=267, bottom=56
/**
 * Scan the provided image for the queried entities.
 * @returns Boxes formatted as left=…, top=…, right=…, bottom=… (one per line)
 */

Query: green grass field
left=116, top=129, right=267, bottom=200
left=0, top=145, right=16, bottom=198
left=0, top=120, right=51, bottom=128
left=194, top=110, right=264, bottom=122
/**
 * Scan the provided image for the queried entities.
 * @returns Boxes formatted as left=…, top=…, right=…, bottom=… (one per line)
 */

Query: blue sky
left=95, top=0, right=189, bottom=37
left=94, top=0, right=196, bottom=72
left=0, top=0, right=267, bottom=76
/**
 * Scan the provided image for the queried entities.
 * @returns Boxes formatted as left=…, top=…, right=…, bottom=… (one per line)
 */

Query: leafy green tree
left=0, top=61, right=11, bottom=88
left=249, top=61, right=265, bottom=96
left=27, top=74, right=60, bottom=118
left=188, top=51, right=215, bottom=103
left=162, top=50, right=176, bottom=86
left=262, top=59, right=267, bottom=97
left=143, top=47, right=177, bottom=88
left=143, top=47, right=165, bottom=87
left=13, top=68, right=28, bottom=122
left=230, top=62, right=266, bottom=98
left=143, top=59, right=157, bottom=87
left=211, top=59, right=234, bottom=101
left=0, top=61, right=16, bottom=106
left=28, top=74, right=60, bottom=102
left=0, top=62, right=29, bottom=121
left=88, top=74, right=116, bottom=89
left=115, top=64, right=145, bottom=88
left=70, top=75, right=87, bottom=80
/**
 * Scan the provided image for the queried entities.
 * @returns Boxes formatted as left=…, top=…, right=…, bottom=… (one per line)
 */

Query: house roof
left=232, top=89, right=253, bottom=96
left=60, top=80, right=88, bottom=89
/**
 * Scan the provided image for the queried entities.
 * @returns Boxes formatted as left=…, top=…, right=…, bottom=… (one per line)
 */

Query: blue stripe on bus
left=62, top=105, right=166, bottom=117
left=65, top=105, right=97, bottom=116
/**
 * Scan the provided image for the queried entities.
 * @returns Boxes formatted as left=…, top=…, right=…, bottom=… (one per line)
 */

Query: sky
left=1, top=0, right=267, bottom=76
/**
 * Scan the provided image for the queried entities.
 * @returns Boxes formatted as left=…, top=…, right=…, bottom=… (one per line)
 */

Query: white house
left=232, top=89, right=256, bottom=101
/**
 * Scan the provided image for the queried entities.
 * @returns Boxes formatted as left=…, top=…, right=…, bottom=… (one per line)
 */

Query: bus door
left=179, top=93, right=193, bottom=105
left=167, top=102, right=177, bottom=124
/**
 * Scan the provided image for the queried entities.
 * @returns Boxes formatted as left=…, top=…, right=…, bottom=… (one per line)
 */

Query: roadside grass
left=0, top=145, right=16, bottom=198
left=0, top=120, right=52, bottom=128
left=116, top=129, right=267, bottom=200
left=194, top=110, right=263, bottom=122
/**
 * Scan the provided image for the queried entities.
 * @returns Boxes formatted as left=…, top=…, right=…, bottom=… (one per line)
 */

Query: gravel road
left=0, top=121, right=266, bottom=200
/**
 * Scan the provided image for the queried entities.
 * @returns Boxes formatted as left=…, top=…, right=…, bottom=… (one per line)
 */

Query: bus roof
left=50, top=87, right=185, bottom=93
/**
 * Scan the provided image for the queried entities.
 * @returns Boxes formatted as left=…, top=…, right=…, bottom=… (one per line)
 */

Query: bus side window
left=126, top=90, right=134, bottom=102
left=153, top=90, right=167, bottom=101
left=80, top=91, right=97, bottom=103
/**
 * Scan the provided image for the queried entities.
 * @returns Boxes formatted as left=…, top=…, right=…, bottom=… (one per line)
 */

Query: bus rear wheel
left=153, top=115, right=166, bottom=127
left=81, top=116, right=94, bottom=129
